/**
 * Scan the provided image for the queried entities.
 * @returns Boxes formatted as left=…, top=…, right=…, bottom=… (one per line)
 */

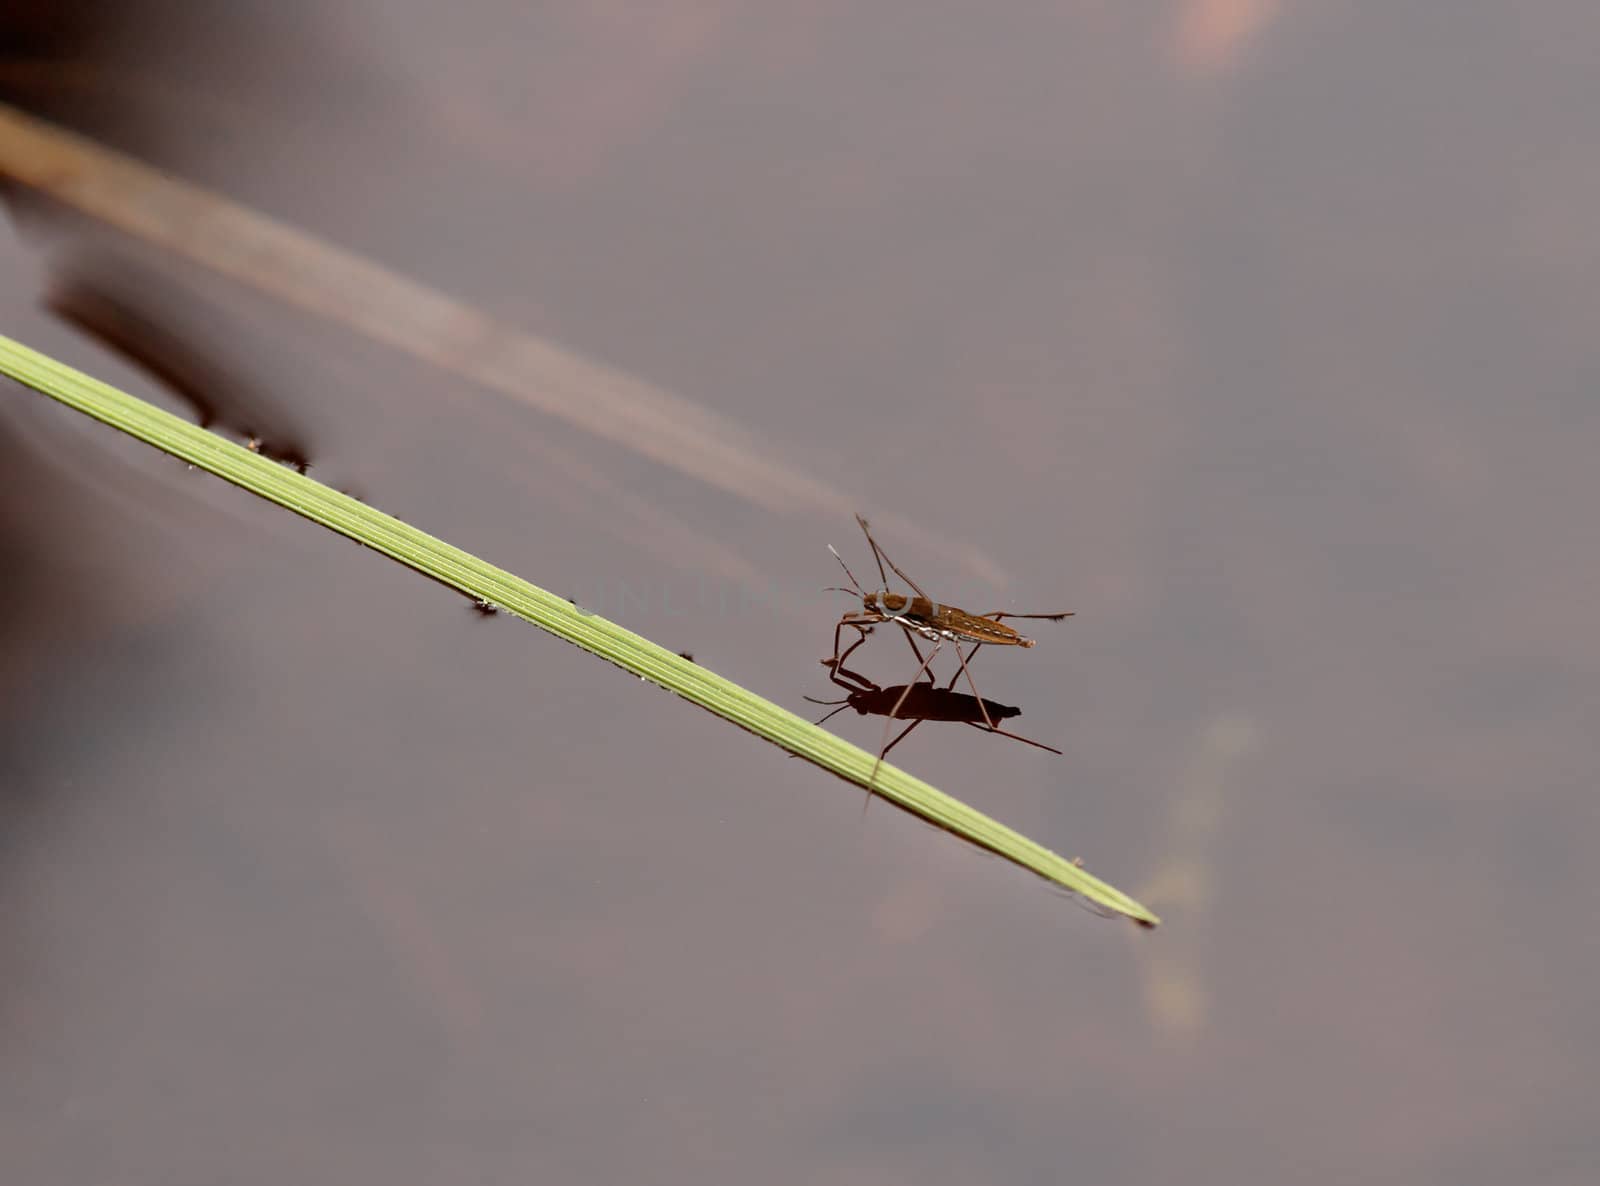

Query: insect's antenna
left=827, top=544, right=866, bottom=594
left=854, top=514, right=892, bottom=588
left=857, top=513, right=930, bottom=599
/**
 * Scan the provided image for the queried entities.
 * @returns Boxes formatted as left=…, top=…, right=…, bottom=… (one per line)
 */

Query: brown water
left=3, top=4, right=1598, bottom=1183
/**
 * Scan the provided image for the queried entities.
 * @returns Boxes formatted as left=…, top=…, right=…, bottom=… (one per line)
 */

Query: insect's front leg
left=830, top=613, right=883, bottom=672
left=822, top=631, right=878, bottom=694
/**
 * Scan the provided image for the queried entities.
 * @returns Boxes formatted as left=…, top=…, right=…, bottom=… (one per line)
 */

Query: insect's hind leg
left=829, top=615, right=879, bottom=673
left=946, top=641, right=1004, bottom=732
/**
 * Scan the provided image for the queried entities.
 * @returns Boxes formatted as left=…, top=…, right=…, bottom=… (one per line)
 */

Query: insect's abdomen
left=939, top=608, right=1030, bottom=646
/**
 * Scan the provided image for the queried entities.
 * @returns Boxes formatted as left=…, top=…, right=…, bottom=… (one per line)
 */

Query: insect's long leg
left=898, top=627, right=937, bottom=684
left=913, top=636, right=999, bottom=729
left=858, top=712, right=932, bottom=820
left=829, top=618, right=857, bottom=668
left=807, top=635, right=886, bottom=726
left=818, top=652, right=888, bottom=709
left=945, top=639, right=1003, bottom=732
left=870, top=637, right=945, bottom=786
left=941, top=642, right=983, bottom=690
left=880, top=717, right=926, bottom=760
left=939, top=641, right=1062, bottom=754
left=807, top=624, right=877, bottom=725
left=830, top=614, right=882, bottom=671
left=829, top=629, right=873, bottom=678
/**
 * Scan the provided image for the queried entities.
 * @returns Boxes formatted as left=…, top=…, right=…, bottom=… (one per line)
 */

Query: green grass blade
left=0, top=333, right=1159, bottom=927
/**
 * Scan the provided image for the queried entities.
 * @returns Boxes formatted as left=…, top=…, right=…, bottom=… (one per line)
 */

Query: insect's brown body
left=849, top=591, right=1039, bottom=649
left=822, top=514, right=1072, bottom=784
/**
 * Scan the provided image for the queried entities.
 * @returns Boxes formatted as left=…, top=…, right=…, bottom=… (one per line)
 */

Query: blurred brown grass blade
left=0, top=101, right=1006, bottom=584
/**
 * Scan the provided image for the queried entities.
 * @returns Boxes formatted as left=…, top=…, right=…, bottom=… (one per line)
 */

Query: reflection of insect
left=825, top=514, right=1071, bottom=753
left=45, top=271, right=314, bottom=472
left=806, top=631, right=1062, bottom=769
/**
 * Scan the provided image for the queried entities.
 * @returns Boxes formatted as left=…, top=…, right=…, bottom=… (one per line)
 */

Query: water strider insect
left=823, top=513, right=1072, bottom=782
left=804, top=630, right=1062, bottom=763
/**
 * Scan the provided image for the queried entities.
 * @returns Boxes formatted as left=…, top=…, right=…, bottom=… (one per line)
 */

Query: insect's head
left=830, top=537, right=912, bottom=618
left=826, top=544, right=881, bottom=615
